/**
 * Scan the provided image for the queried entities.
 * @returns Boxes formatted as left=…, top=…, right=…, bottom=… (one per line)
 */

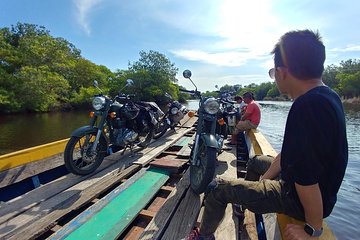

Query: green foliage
left=128, top=50, right=178, bottom=83
left=323, top=59, right=360, bottom=98
left=337, top=72, right=360, bottom=98
left=123, top=50, right=180, bottom=105
left=266, top=84, right=280, bottom=98
left=1, top=22, right=358, bottom=113
left=0, top=22, right=112, bottom=112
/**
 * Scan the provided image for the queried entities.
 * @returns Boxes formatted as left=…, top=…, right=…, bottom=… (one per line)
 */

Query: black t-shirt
left=281, top=86, right=348, bottom=217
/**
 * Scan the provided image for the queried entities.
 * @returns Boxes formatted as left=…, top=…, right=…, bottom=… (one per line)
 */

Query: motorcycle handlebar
left=179, top=89, right=201, bottom=96
left=116, top=94, right=135, bottom=101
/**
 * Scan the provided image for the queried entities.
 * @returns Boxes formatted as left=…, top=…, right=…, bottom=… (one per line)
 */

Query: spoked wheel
left=137, top=129, right=154, bottom=148
left=153, top=119, right=169, bottom=139
left=190, top=137, right=217, bottom=194
left=64, top=133, right=107, bottom=175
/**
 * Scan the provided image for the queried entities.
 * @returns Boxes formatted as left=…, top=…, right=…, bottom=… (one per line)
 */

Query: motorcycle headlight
left=171, top=107, right=179, bottom=115
left=204, top=98, right=220, bottom=114
left=92, top=96, right=106, bottom=110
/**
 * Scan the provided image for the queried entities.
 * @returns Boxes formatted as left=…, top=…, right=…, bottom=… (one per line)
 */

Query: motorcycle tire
left=138, top=129, right=154, bottom=148
left=190, top=138, right=217, bottom=194
left=64, top=134, right=107, bottom=175
left=153, top=120, right=169, bottom=139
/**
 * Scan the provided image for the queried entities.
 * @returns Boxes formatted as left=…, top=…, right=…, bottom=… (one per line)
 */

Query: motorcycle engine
left=115, top=128, right=138, bottom=146
left=170, top=111, right=184, bottom=126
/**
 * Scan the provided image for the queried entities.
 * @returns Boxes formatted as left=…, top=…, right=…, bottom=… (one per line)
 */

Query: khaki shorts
left=234, top=120, right=258, bottom=134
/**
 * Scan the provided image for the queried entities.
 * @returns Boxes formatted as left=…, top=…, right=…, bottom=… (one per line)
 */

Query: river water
left=0, top=100, right=359, bottom=238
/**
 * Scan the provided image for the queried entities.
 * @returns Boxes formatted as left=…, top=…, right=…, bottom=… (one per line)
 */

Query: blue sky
left=1, top=0, right=359, bottom=91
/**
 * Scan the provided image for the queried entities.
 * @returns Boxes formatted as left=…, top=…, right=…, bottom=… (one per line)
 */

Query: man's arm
left=284, top=183, right=323, bottom=239
left=261, top=153, right=281, bottom=180
left=240, top=111, right=250, bottom=121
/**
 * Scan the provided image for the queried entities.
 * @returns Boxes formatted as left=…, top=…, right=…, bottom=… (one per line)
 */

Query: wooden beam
left=133, top=127, right=194, bottom=166
left=139, top=170, right=191, bottom=240
left=50, top=168, right=170, bottom=240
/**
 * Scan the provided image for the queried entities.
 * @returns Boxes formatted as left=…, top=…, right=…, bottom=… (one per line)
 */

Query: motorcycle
left=153, top=93, right=188, bottom=139
left=216, top=89, right=238, bottom=137
left=64, top=79, right=164, bottom=175
left=181, top=70, right=227, bottom=194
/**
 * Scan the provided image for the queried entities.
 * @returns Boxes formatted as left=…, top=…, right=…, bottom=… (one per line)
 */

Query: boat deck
left=0, top=116, right=250, bottom=240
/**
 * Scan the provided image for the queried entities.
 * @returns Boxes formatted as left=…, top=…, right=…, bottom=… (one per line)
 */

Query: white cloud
left=330, top=45, right=360, bottom=52
left=74, top=0, right=102, bottom=35
left=148, top=0, right=281, bottom=67
left=171, top=49, right=251, bottom=67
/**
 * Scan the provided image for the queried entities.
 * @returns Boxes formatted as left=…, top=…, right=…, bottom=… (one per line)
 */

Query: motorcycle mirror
left=215, top=85, right=219, bottom=89
left=183, top=70, right=192, bottom=79
left=165, top=92, right=172, bottom=99
left=126, top=79, right=134, bottom=86
left=93, top=80, right=98, bottom=87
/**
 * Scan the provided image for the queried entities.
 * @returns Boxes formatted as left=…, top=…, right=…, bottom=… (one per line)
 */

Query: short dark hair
left=234, top=96, right=242, bottom=101
left=271, top=29, right=325, bottom=80
left=243, top=92, right=254, bottom=100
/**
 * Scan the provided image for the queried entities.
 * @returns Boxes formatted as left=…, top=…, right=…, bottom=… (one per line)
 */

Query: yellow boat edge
left=0, top=138, right=69, bottom=171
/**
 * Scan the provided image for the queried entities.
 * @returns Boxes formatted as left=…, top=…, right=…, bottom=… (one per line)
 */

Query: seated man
left=234, top=92, right=261, bottom=134
left=186, top=29, right=348, bottom=240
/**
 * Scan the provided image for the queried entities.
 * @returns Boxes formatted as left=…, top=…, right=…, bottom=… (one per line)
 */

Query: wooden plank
left=0, top=124, right=193, bottom=228
left=0, top=139, right=69, bottom=171
left=57, top=168, right=170, bottom=240
left=161, top=187, right=204, bottom=240
left=277, top=214, right=336, bottom=240
left=249, top=129, right=277, bottom=157
left=172, top=136, right=192, bottom=147
left=1, top=163, right=140, bottom=240
left=178, top=114, right=191, bottom=126
left=139, top=209, right=156, bottom=220
left=149, top=158, right=187, bottom=171
left=0, top=152, right=64, bottom=188
left=213, top=146, right=238, bottom=240
left=0, top=148, right=140, bottom=225
left=176, top=134, right=195, bottom=157
left=139, top=170, right=191, bottom=240
left=133, top=127, right=194, bottom=166
left=263, top=213, right=281, bottom=240
left=243, top=209, right=258, bottom=240
left=180, top=116, right=198, bottom=128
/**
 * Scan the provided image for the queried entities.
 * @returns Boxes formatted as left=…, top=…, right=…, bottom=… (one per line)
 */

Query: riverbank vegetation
left=1, top=23, right=359, bottom=113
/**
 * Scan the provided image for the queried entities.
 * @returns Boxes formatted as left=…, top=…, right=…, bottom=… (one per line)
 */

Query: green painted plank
left=173, top=136, right=192, bottom=147
left=63, top=168, right=169, bottom=240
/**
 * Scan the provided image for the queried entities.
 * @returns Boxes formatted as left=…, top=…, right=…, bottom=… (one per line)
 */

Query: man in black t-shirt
left=186, top=30, right=348, bottom=240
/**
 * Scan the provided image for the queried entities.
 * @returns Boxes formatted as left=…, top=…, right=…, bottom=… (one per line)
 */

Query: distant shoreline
left=342, top=97, right=360, bottom=105
left=263, top=96, right=360, bottom=105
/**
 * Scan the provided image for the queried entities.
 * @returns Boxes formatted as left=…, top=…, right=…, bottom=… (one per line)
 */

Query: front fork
left=90, top=112, right=107, bottom=153
left=192, top=134, right=201, bottom=165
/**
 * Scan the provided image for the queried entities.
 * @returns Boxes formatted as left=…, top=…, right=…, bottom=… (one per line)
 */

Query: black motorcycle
left=64, top=79, right=164, bottom=175
left=217, top=91, right=238, bottom=137
left=181, top=70, right=227, bottom=194
left=153, top=93, right=188, bottom=139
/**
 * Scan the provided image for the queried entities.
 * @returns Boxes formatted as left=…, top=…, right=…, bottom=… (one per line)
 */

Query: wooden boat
left=0, top=118, right=336, bottom=239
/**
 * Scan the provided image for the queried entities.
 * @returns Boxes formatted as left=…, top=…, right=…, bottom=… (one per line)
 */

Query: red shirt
left=244, top=100, right=261, bottom=126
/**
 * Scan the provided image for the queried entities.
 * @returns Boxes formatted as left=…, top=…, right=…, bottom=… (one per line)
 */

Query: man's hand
left=284, top=223, right=314, bottom=240
left=261, top=152, right=281, bottom=180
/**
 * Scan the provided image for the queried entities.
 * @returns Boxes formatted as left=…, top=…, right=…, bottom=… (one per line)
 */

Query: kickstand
left=121, top=145, right=128, bottom=155
left=129, top=144, right=135, bottom=157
